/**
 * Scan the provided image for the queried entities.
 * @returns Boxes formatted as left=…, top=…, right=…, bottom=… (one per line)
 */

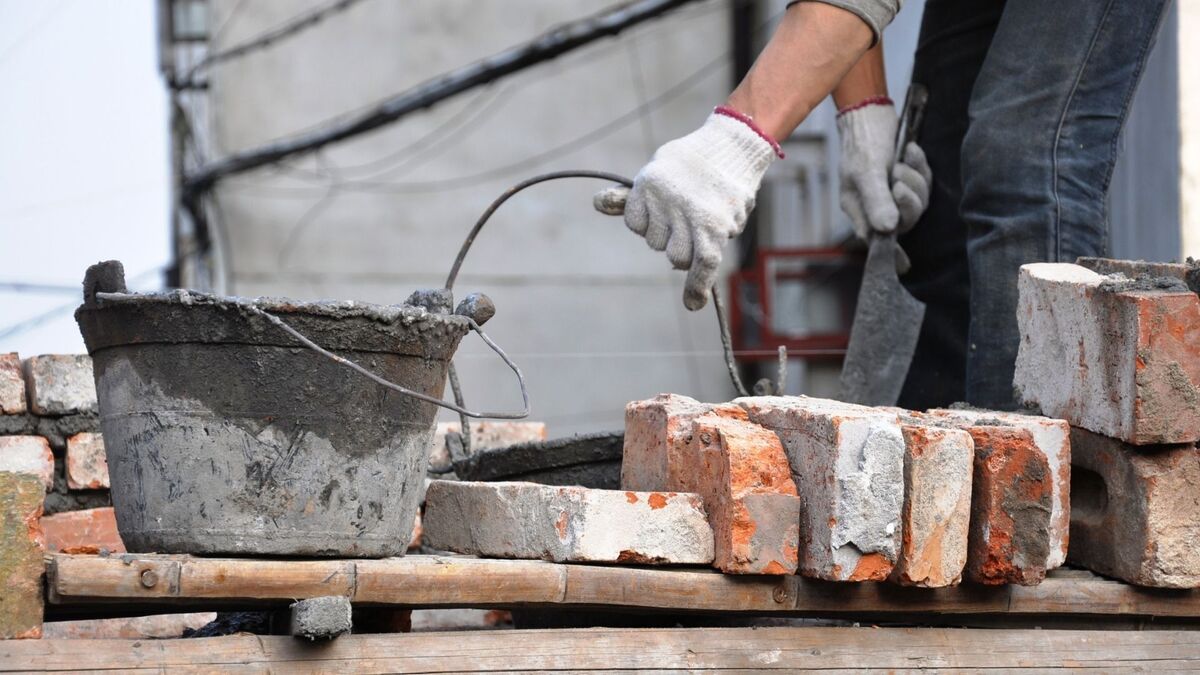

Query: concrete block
left=0, top=472, right=45, bottom=639
left=927, top=408, right=1071, bottom=569
left=678, top=413, right=800, bottom=574
left=40, top=507, right=125, bottom=554
left=962, top=425, right=1053, bottom=585
left=423, top=480, right=713, bottom=564
left=0, top=353, right=26, bottom=415
left=889, top=421, right=973, bottom=587
left=622, top=393, right=745, bottom=491
left=66, top=432, right=109, bottom=490
left=1068, top=428, right=1200, bottom=588
left=23, top=354, right=97, bottom=416
left=291, top=596, right=353, bottom=641
left=1015, top=263, right=1200, bottom=445
left=736, top=396, right=904, bottom=581
left=0, top=436, right=54, bottom=491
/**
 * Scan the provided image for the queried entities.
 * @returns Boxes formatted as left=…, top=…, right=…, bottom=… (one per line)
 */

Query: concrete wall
left=206, top=0, right=738, bottom=434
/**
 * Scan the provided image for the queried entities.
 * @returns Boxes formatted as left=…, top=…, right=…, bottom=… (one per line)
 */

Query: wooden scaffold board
left=46, top=553, right=1200, bottom=619
left=6, top=626, right=1200, bottom=672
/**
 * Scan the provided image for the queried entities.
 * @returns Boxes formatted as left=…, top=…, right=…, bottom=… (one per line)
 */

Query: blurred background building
left=1, top=0, right=1194, bottom=436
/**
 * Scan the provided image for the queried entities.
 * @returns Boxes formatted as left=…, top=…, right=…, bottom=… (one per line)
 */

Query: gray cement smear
left=1097, top=273, right=1189, bottom=294
left=74, top=261, right=472, bottom=557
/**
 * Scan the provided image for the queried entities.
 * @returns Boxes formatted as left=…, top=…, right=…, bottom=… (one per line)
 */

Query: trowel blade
left=839, top=234, right=926, bottom=407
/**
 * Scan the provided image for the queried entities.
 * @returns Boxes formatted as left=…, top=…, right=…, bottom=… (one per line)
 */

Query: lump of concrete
left=736, top=396, right=904, bottom=582
left=1014, top=262, right=1200, bottom=445
left=0, top=353, right=26, bottom=415
left=1069, top=428, right=1200, bottom=588
left=404, top=288, right=453, bottom=315
left=453, top=292, right=496, bottom=326
left=422, top=480, right=713, bottom=565
left=927, top=408, right=1070, bottom=570
left=889, top=421, right=973, bottom=587
left=290, top=596, right=352, bottom=641
left=22, top=354, right=97, bottom=416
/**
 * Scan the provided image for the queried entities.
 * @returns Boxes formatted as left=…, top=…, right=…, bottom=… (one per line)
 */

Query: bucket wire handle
left=92, top=291, right=530, bottom=420
left=243, top=304, right=530, bottom=419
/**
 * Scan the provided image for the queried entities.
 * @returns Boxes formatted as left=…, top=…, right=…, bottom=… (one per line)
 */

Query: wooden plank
left=4, top=627, right=1200, bottom=672
left=45, top=554, right=1200, bottom=618
left=353, top=556, right=564, bottom=606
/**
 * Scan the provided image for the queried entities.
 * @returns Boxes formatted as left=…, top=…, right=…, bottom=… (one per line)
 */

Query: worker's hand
left=593, top=109, right=779, bottom=310
left=836, top=99, right=932, bottom=239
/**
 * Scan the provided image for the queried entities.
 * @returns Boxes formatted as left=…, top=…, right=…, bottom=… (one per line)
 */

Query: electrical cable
left=180, top=0, right=369, bottom=87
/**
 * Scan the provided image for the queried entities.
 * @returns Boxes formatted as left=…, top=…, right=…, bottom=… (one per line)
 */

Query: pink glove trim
left=713, top=105, right=785, bottom=159
left=836, top=95, right=894, bottom=117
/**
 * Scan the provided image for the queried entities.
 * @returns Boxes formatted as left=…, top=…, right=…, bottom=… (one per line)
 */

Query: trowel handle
left=893, top=83, right=929, bottom=166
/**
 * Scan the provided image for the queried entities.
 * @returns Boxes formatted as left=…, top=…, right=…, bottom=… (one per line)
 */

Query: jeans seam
left=1050, top=0, right=1117, bottom=263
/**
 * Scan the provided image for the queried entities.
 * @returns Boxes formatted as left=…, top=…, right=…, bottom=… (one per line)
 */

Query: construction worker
left=597, top=0, right=1171, bottom=410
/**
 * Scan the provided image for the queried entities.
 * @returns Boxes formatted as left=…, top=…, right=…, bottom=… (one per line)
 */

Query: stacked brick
left=0, top=353, right=123, bottom=638
left=601, top=393, right=1075, bottom=588
left=1015, top=260, right=1200, bottom=588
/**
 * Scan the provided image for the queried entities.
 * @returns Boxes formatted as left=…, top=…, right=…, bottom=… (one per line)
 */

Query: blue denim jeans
left=896, top=0, right=1171, bottom=411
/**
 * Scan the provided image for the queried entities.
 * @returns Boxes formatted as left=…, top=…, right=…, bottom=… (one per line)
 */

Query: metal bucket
left=74, top=262, right=519, bottom=558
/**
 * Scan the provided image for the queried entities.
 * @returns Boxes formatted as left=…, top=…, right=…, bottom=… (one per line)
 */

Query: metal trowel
left=838, top=84, right=929, bottom=406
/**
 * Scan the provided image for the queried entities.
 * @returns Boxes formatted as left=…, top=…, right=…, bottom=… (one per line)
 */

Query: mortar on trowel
left=75, top=260, right=516, bottom=557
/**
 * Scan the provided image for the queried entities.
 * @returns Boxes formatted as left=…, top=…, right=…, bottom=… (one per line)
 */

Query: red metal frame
left=727, top=246, right=862, bottom=363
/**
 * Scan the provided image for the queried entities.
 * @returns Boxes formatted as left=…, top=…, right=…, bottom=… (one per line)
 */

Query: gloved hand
left=836, top=98, right=932, bottom=239
left=593, top=108, right=780, bottom=310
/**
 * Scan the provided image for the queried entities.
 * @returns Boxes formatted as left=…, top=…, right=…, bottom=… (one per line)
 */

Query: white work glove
left=593, top=110, right=778, bottom=310
left=836, top=100, right=933, bottom=239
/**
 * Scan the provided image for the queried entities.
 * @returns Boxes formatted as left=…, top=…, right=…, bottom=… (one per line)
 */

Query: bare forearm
left=725, top=2, right=874, bottom=141
left=832, top=42, right=888, bottom=110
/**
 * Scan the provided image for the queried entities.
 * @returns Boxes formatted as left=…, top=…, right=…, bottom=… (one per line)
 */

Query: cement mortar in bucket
left=75, top=261, right=522, bottom=557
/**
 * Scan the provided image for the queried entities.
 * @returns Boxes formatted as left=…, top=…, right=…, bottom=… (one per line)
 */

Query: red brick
left=66, top=432, right=109, bottom=490
left=677, top=413, right=800, bottom=575
left=1068, top=428, right=1200, bottom=588
left=408, top=510, right=423, bottom=552
left=889, top=422, right=973, bottom=587
left=1015, top=263, right=1200, bottom=445
left=0, top=472, right=45, bottom=639
left=737, top=396, right=904, bottom=582
left=963, top=426, right=1053, bottom=585
left=0, top=436, right=54, bottom=491
left=927, top=408, right=1070, bottom=570
left=0, top=353, right=26, bottom=415
left=40, top=507, right=125, bottom=554
left=621, top=394, right=745, bottom=491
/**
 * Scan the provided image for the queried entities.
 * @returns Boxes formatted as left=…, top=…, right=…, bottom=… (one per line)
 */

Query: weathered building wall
left=205, top=0, right=738, bottom=434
